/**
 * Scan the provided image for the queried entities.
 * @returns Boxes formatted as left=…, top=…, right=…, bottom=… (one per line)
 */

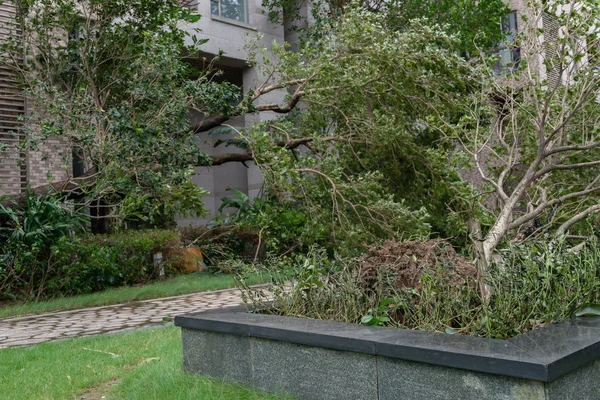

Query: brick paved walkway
left=0, top=287, right=245, bottom=348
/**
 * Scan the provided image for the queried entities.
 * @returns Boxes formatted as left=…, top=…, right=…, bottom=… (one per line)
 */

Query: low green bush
left=239, top=238, right=600, bottom=339
left=210, top=189, right=311, bottom=255
left=1, top=227, right=181, bottom=301
left=48, top=230, right=182, bottom=296
left=0, top=192, right=87, bottom=300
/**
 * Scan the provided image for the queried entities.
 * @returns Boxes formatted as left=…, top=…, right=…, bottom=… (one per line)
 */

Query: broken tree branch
left=556, top=204, right=600, bottom=236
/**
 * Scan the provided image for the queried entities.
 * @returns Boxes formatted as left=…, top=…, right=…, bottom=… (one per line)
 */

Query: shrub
left=239, top=238, right=600, bottom=339
left=47, top=230, right=182, bottom=297
left=0, top=227, right=181, bottom=301
left=0, top=192, right=87, bottom=300
left=0, top=191, right=86, bottom=247
left=486, top=238, right=600, bottom=338
left=211, top=189, right=310, bottom=255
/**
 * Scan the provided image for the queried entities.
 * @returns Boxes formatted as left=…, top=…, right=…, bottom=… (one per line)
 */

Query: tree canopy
left=2, top=0, right=243, bottom=228
left=262, top=0, right=509, bottom=55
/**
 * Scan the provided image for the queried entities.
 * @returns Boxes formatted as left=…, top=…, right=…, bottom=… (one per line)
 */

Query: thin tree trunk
left=469, top=219, right=491, bottom=300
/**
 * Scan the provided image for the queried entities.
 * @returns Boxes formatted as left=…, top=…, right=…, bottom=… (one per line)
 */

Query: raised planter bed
left=174, top=306, right=600, bottom=400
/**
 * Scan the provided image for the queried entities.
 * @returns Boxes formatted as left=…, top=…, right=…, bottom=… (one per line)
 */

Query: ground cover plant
left=240, top=238, right=600, bottom=339
left=0, top=325, right=290, bottom=400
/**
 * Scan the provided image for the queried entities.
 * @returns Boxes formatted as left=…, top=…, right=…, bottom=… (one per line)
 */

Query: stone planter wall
left=174, top=307, right=600, bottom=400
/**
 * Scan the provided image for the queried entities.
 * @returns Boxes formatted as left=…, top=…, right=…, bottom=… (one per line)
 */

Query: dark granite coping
left=174, top=306, right=600, bottom=382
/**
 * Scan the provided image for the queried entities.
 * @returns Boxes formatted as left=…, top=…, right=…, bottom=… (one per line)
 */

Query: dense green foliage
left=241, top=239, right=600, bottom=339
left=246, top=9, right=482, bottom=253
left=0, top=198, right=181, bottom=299
left=263, top=0, right=508, bottom=55
left=48, top=230, right=181, bottom=296
left=212, top=189, right=310, bottom=254
left=0, top=0, right=242, bottom=225
left=0, top=190, right=86, bottom=247
left=0, top=193, right=87, bottom=300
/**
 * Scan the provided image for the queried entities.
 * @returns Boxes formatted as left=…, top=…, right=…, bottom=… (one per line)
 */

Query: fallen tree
left=0, top=0, right=484, bottom=242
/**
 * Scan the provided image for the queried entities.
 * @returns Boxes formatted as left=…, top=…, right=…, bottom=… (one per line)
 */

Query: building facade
left=177, top=0, right=289, bottom=225
left=1, top=1, right=72, bottom=196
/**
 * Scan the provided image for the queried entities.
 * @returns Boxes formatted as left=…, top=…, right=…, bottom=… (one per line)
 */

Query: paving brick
left=0, top=288, right=246, bottom=348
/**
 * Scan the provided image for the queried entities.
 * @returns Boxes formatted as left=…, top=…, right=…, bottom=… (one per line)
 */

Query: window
left=493, top=12, right=520, bottom=75
left=211, top=0, right=247, bottom=23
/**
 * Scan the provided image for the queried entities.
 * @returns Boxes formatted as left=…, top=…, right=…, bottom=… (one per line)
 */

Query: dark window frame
left=493, top=11, right=521, bottom=76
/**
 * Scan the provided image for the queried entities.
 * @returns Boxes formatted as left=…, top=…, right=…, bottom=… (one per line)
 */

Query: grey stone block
left=377, top=356, right=545, bottom=400
left=250, top=336, right=378, bottom=400
left=546, top=359, right=600, bottom=400
left=177, top=309, right=600, bottom=399
left=181, top=328, right=252, bottom=384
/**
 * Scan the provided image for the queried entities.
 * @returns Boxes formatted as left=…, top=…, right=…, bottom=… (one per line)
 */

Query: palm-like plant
left=0, top=189, right=87, bottom=249
left=0, top=190, right=88, bottom=300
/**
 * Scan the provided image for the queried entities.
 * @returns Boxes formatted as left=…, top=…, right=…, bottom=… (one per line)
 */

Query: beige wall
left=176, top=0, right=287, bottom=226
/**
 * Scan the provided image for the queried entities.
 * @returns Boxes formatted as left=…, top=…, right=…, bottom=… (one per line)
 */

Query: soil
left=359, top=239, right=477, bottom=290
left=76, top=378, right=120, bottom=399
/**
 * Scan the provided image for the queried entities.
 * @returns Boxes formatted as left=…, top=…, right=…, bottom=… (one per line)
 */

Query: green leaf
left=379, top=298, right=396, bottom=307
left=575, top=304, right=600, bottom=317
left=209, top=127, right=237, bottom=135
left=361, top=315, right=374, bottom=325
left=188, top=14, right=201, bottom=23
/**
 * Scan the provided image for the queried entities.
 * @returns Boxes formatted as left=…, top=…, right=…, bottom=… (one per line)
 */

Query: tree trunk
left=476, top=163, right=539, bottom=296
left=469, top=219, right=491, bottom=300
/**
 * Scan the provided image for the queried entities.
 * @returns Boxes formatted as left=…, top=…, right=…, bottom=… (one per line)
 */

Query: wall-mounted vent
left=543, top=12, right=562, bottom=89
left=0, top=1, right=26, bottom=196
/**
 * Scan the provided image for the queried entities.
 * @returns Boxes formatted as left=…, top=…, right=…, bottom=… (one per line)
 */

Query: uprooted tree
left=235, top=10, right=484, bottom=250
left=237, top=0, right=600, bottom=268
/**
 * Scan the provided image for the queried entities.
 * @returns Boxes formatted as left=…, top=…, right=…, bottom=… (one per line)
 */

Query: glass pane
left=211, top=0, right=219, bottom=16
left=493, top=48, right=520, bottom=75
left=502, top=12, right=518, bottom=43
left=493, top=12, right=520, bottom=75
left=219, top=0, right=247, bottom=22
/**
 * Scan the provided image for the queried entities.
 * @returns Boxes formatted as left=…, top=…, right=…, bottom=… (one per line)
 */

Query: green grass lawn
left=0, top=325, right=291, bottom=400
left=0, top=273, right=265, bottom=320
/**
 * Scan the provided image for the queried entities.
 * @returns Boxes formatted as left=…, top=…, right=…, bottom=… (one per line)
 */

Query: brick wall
left=1, top=2, right=71, bottom=195
left=27, top=137, right=71, bottom=189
